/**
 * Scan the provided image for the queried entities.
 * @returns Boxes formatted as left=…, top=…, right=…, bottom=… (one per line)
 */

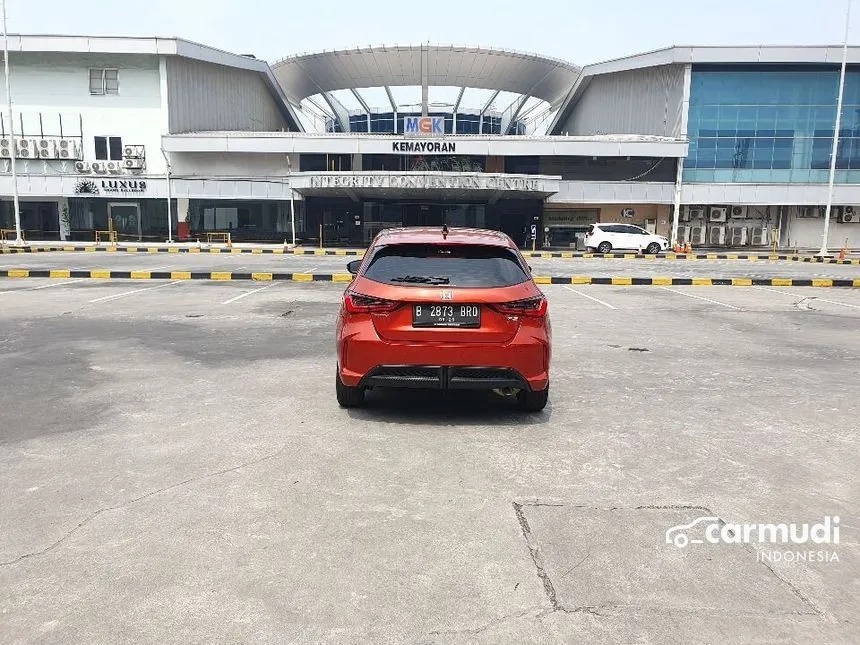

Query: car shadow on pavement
left=346, top=387, right=552, bottom=426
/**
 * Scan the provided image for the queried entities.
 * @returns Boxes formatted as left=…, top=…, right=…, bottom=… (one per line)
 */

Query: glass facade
left=67, top=198, right=175, bottom=242
left=1, top=201, right=60, bottom=240
left=187, top=200, right=298, bottom=242
left=685, top=65, right=860, bottom=183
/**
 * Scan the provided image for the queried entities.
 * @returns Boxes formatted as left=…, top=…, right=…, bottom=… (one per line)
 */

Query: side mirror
left=346, top=259, right=362, bottom=275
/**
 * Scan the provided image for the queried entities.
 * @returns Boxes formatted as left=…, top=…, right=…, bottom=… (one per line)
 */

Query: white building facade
left=2, top=37, right=859, bottom=249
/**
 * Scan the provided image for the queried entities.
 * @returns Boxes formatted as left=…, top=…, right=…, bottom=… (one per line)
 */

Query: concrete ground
left=2, top=250, right=860, bottom=280
left=0, top=280, right=858, bottom=644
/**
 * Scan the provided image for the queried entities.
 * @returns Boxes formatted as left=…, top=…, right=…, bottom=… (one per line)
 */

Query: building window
left=94, top=136, right=123, bottom=160
left=89, top=68, right=119, bottom=95
left=684, top=66, right=860, bottom=183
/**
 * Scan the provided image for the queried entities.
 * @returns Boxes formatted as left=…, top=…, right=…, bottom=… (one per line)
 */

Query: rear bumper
left=338, top=319, right=550, bottom=392
left=360, top=365, right=529, bottom=390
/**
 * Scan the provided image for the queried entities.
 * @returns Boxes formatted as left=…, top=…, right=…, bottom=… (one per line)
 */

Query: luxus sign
left=73, top=178, right=147, bottom=195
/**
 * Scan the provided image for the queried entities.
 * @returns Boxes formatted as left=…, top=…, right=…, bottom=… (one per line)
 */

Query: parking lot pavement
left=2, top=250, right=860, bottom=280
left=0, top=281, right=858, bottom=644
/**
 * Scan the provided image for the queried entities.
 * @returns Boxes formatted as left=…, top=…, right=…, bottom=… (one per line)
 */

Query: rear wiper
left=390, top=275, right=450, bottom=284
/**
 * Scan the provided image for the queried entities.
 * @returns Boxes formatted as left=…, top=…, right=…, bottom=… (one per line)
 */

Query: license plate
left=413, top=303, right=481, bottom=328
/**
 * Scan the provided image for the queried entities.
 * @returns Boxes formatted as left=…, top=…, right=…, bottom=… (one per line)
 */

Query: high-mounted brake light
left=343, top=291, right=401, bottom=314
left=492, top=295, right=548, bottom=318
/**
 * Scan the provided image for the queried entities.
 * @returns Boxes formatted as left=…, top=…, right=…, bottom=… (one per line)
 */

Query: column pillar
left=57, top=197, right=70, bottom=241
left=177, top=197, right=190, bottom=241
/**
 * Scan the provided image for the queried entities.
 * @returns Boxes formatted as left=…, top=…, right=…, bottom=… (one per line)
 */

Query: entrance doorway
left=109, top=202, right=141, bottom=241
left=306, top=198, right=541, bottom=248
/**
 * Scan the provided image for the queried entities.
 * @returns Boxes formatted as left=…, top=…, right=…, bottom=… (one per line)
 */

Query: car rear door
left=354, top=243, right=540, bottom=344
left=603, top=224, right=627, bottom=249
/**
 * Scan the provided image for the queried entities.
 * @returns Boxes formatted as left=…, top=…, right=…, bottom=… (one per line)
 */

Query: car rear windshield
left=362, top=243, right=529, bottom=288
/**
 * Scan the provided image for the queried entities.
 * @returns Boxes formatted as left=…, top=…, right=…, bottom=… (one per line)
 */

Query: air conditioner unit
left=800, top=206, right=822, bottom=218
left=15, top=139, right=36, bottom=158
left=689, top=225, right=706, bottom=245
left=838, top=210, right=859, bottom=223
left=122, top=144, right=145, bottom=159
left=750, top=226, right=769, bottom=246
left=37, top=140, right=55, bottom=158
left=730, top=205, right=748, bottom=219
left=709, top=206, right=728, bottom=222
left=57, top=139, right=80, bottom=160
left=74, top=161, right=90, bottom=173
left=708, top=225, right=726, bottom=245
left=687, top=207, right=705, bottom=221
left=730, top=227, right=748, bottom=246
left=105, top=161, right=122, bottom=174
left=123, top=157, right=144, bottom=170
left=0, top=138, right=11, bottom=158
left=90, top=161, right=105, bottom=174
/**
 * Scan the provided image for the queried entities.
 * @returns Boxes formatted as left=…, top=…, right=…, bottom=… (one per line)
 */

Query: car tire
left=597, top=241, right=612, bottom=254
left=336, top=368, right=365, bottom=408
left=517, top=385, right=549, bottom=412
left=645, top=242, right=661, bottom=254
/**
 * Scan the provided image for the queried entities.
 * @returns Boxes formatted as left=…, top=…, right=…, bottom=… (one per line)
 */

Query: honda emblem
left=440, top=290, right=454, bottom=300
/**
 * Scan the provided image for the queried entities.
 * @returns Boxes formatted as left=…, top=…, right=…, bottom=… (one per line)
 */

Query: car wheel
left=646, top=242, right=661, bottom=254
left=336, top=368, right=365, bottom=408
left=517, top=385, right=549, bottom=412
left=597, top=241, right=612, bottom=254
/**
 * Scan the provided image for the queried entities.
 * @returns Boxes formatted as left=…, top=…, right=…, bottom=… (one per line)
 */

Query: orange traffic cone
left=838, top=247, right=847, bottom=261
left=684, top=243, right=692, bottom=254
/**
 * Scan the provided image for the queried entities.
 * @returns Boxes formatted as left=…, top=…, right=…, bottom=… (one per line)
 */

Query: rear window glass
left=363, top=243, right=529, bottom=288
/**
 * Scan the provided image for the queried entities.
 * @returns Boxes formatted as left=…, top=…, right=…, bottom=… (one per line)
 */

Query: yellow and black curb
left=1, top=269, right=858, bottom=287
left=1, top=245, right=858, bottom=264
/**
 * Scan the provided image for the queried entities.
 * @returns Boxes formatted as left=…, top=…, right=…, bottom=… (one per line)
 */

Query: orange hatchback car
left=335, top=226, right=551, bottom=411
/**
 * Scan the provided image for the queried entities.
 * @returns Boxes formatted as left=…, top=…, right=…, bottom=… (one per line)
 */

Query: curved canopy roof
left=272, top=45, right=581, bottom=108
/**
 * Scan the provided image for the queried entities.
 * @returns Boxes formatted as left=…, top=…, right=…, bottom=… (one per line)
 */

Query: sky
left=4, top=0, right=859, bottom=65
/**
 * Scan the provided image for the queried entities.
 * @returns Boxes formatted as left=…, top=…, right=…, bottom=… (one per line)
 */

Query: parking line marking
left=660, top=286, right=740, bottom=310
left=816, top=298, right=860, bottom=309
left=756, top=286, right=860, bottom=309
left=563, top=285, right=618, bottom=310
left=24, top=280, right=81, bottom=291
left=88, top=280, right=182, bottom=303
left=221, top=283, right=277, bottom=305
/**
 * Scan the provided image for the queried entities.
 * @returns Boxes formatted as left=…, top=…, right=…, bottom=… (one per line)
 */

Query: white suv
left=584, top=223, right=669, bottom=254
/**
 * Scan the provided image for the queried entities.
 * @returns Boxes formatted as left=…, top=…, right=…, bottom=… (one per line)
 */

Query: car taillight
left=343, top=290, right=400, bottom=314
left=492, top=295, right=548, bottom=318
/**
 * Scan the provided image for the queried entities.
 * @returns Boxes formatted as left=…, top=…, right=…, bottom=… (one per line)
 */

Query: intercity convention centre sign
left=308, top=173, right=548, bottom=192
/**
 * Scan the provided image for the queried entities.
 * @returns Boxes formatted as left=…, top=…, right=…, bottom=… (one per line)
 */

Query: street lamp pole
left=820, top=0, right=852, bottom=256
left=287, top=155, right=296, bottom=247
left=160, top=149, right=173, bottom=243
left=1, top=0, right=22, bottom=244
